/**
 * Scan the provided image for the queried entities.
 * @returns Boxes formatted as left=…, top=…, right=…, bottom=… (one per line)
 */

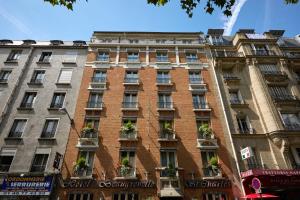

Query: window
left=30, top=149, right=50, bottom=172
left=82, top=118, right=99, bottom=138
left=269, top=86, right=294, bottom=101
left=30, top=70, right=45, bottom=84
left=243, top=147, right=262, bottom=170
left=119, top=151, right=136, bottom=177
left=203, top=193, right=227, bottom=200
left=63, top=51, right=77, bottom=63
left=222, top=69, right=237, bottom=79
left=160, top=150, right=177, bottom=178
left=189, top=71, right=202, bottom=83
left=186, top=52, right=197, bottom=63
left=156, top=52, right=168, bottom=62
left=291, top=147, right=300, bottom=168
left=237, top=116, right=251, bottom=134
left=8, top=119, right=27, bottom=138
left=129, top=39, right=139, bottom=44
left=77, top=151, right=94, bottom=176
left=38, top=52, right=52, bottom=62
left=281, top=113, right=300, bottom=130
left=229, top=90, right=243, bottom=104
left=159, top=120, right=174, bottom=139
left=156, top=40, right=166, bottom=44
left=192, top=94, right=207, bottom=109
left=197, top=119, right=210, bottom=138
left=87, top=93, right=103, bottom=108
left=158, top=94, right=172, bottom=108
left=57, top=69, right=72, bottom=84
left=0, top=70, right=11, bottom=83
left=0, top=148, right=16, bottom=172
left=127, top=52, right=139, bottom=62
left=20, top=92, right=37, bottom=108
left=97, top=51, right=109, bottom=61
left=68, top=193, right=94, bottom=200
left=123, top=93, right=138, bottom=108
left=201, top=151, right=219, bottom=177
left=50, top=93, right=65, bottom=108
left=92, top=71, right=106, bottom=83
left=157, top=71, right=170, bottom=83
left=113, top=193, right=138, bottom=200
left=41, top=119, right=58, bottom=138
left=259, top=64, right=280, bottom=74
left=210, top=36, right=223, bottom=45
left=6, top=50, right=22, bottom=62
left=125, top=71, right=139, bottom=83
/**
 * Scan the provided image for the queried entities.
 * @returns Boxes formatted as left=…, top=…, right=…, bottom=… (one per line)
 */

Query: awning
left=160, top=188, right=182, bottom=197
left=240, top=193, right=279, bottom=199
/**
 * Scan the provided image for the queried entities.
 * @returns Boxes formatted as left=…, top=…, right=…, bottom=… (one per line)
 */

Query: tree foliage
left=44, top=0, right=298, bottom=17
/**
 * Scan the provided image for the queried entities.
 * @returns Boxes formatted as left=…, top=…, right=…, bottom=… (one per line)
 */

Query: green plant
left=166, top=163, right=176, bottom=177
left=162, top=122, right=173, bottom=133
left=76, top=157, right=88, bottom=170
left=82, top=123, right=94, bottom=133
left=209, top=156, right=218, bottom=168
left=122, top=158, right=130, bottom=167
left=121, top=121, right=136, bottom=134
left=120, top=157, right=131, bottom=176
left=198, top=124, right=212, bottom=138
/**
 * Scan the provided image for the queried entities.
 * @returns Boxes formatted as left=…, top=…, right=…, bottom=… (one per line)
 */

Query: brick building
left=57, top=32, right=241, bottom=200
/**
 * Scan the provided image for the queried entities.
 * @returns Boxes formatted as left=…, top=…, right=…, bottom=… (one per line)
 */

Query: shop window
left=68, top=193, right=93, bottom=200
left=113, top=192, right=138, bottom=200
left=203, top=193, right=227, bottom=200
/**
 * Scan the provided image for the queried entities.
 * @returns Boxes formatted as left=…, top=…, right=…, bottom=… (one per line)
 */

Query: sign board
left=252, top=177, right=261, bottom=190
left=241, top=147, right=254, bottom=160
left=0, top=176, right=53, bottom=196
left=53, top=152, right=63, bottom=169
left=185, top=179, right=231, bottom=188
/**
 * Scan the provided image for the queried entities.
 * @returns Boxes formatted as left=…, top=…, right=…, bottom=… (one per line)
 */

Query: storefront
left=0, top=175, right=54, bottom=200
left=241, top=169, right=300, bottom=200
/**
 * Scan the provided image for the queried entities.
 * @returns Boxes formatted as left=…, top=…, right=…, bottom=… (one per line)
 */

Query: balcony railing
left=189, top=77, right=203, bottom=84
left=116, top=166, right=136, bottom=179
left=251, top=50, right=277, bottom=56
left=91, top=77, right=106, bottom=83
left=212, top=51, right=244, bottom=58
left=40, top=131, right=55, bottom=139
left=127, top=57, right=139, bottom=62
left=285, top=52, right=300, bottom=58
left=30, top=165, right=46, bottom=173
left=0, top=164, right=11, bottom=172
left=159, top=130, right=176, bottom=140
left=186, top=58, right=198, bottom=63
left=86, top=101, right=103, bottom=109
left=122, top=102, right=138, bottom=109
left=74, top=167, right=93, bottom=177
left=203, top=167, right=221, bottom=177
left=29, top=78, right=43, bottom=84
left=124, top=77, right=139, bottom=84
left=157, top=102, right=173, bottom=109
left=284, top=123, right=300, bottom=131
left=160, top=167, right=178, bottom=177
left=77, top=129, right=99, bottom=148
left=157, top=77, right=171, bottom=84
left=8, top=131, right=22, bottom=138
left=0, top=79, right=8, bottom=83
left=223, top=75, right=240, bottom=81
left=19, top=102, right=33, bottom=109
left=156, top=57, right=169, bottom=62
left=239, top=128, right=255, bottom=134
left=271, top=94, right=297, bottom=101
left=230, top=99, right=246, bottom=105
left=261, top=70, right=286, bottom=76
left=193, top=102, right=210, bottom=110
left=97, top=56, right=109, bottom=62
left=119, top=130, right=137, bottom=140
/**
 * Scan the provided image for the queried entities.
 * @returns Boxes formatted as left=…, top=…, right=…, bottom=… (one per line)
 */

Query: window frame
left=6, top=50, right=22, bottom=62
left=40, top=118, right=59, bottom=139
left=50, top=92, right=66, bottom=109
left=38, top=52, right=52, bottom=63
left=8, top=118, right=28, bottom=138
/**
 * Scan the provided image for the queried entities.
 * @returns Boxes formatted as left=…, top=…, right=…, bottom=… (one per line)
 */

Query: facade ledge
left=230, top=103, right=249, bottom=108
left=4, top=60, right=18, bottom=64
left=4, top=137, right=23, bottom=141
left=193, top=108, right=212, bottom=112
left=36, top=61, right=50, bottom=65
left=70, top=176, right=94, bottom=180
left=17, top=107, right=34, bottom=111
left=84, top=107, right=103, bottom=111
left=157, top=108, right=175, bottom=111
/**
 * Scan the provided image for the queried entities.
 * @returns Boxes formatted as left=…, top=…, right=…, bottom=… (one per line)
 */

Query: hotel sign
left=0, top=176, right=53, bottom=196
left=241, top=169, right=300, bottom=178
left=185, top=179, right=231, bottom=188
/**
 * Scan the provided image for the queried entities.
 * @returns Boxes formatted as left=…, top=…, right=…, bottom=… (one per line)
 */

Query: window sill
left=47, top=107, right=61, bottom=111
left=36, top=61, right=50, bottom=65
left=0, top=82, right=8, bottom=84
left=27, top=82, right=43, bottom=86
left=17, top=107, right=34, bottom=111
left=62, top=61, right=77, bottom=64
left=4, top=137, right=23, bottom=141
left=4, top=60, right=18, bottom=64
left=38, top=137, right=56, bottom=141
left=55, top=82, right=71, bottom=86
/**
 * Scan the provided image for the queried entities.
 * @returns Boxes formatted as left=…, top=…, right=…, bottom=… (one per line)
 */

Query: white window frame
left=40, top=118, right=60, bottom=138
left=8, top=118, right=28, bottom=138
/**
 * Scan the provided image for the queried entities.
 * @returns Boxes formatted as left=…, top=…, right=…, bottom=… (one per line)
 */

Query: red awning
left=240, top=193, right=279, bottom=199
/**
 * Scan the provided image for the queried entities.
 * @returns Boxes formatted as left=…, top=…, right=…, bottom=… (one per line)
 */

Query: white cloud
left=0, top=6, right=32, bottom=37
left=222, top=0, right=247, bottom=36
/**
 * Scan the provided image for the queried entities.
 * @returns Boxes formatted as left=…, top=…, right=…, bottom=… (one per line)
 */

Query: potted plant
left=166, top=163, right=176, bottom=177
left=120, top=157, right=131, bottom=176
left=162, top=122, right=173, bottom=133
left=209, top=156, right=220, bottom=176
left=81, top=123, right=94, bottom=137
left=74, top=157, right=89, bottom=175
left=121, top=121, right=136, bottom=135
left=198, top=124, right=212, bottom=139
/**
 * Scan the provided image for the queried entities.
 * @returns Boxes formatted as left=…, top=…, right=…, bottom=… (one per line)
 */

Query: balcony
left=159, top=167, right=182, bottom=198
left=85, top=101, right=103, bottom=111
left=284, top=123, right=300, bottom=131
left=156, top=57, right=169, bottom=63
left=212, top=51, right=244, bottom=58
left=189, top=77, right=204, bottom=85
left=261, top=70, right=288, bottom=82
left=193, top=102, right=211, bottom=112
left=121, top=102, right=139, bottom=111
left=285, top=52, right=300, bottom=59
left=230, top=99, right=248, bottom=108
left=251, top=50, right=278, bottom=56
left=197, top=134, right=218, bottom=150
left=115, top=166, right=137, bottom=180
left=271, top=95, right=298, bottom=104
left=202, top=167, right=222, bottom=178
left=158, top=130, right=177, bottom=142
left=119, top=130, right=138, bottom=141
left=73, top=166, right=93, bottom=178
left=156, top=77, right=172, bottom=86
left=157, top=102, right=175, bottom=111
left=238, top=128, right=255, bottom=134
left=76, top=129, right=99, bottom=149
left=123, top=77, right=139, bottom=85
left=223, top=75, right=240, bottom=84
left=186, top=58, right=198, bottom=63
left=88, top=77, right=107, bottom=90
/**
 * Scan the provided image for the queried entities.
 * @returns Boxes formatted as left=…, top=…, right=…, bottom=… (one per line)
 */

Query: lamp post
left=59, top=108, right=74, bottom=125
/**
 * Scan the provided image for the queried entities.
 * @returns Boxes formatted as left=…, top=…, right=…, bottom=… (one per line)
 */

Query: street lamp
left=59, top=107, right=74, bottom=125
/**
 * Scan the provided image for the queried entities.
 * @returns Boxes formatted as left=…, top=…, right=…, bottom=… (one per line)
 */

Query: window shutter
left=58, top=69, right=72, bottom=83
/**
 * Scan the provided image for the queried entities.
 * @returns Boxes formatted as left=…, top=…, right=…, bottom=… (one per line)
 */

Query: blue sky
left=0, top=0, right=299, bottom=40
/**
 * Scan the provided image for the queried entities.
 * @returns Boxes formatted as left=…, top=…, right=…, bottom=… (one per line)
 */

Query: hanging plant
left=121, top=121, right=136, bottom=135
left=198, top=124, right=212, bottom=138
left=162, top=122, right=173, bottom=134
left=75, top=157, right=88, bottom=172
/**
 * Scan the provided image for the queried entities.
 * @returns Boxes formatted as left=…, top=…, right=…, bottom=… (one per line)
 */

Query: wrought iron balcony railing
left=91, top=77, right=106, bottom=83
